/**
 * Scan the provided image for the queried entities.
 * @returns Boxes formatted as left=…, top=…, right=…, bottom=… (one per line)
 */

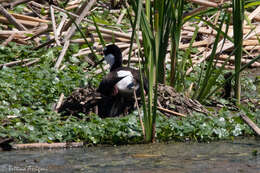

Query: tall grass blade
left=232, top=0, right=244, bottom=105
left=195, top=13, right=226, bottom=101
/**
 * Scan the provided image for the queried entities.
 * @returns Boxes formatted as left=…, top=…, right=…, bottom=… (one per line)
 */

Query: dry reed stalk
left=179, top=39, right=215, bottom=49
left=187, top=0, right=219, bottom=8
left=186, top=24, right=260, bottom=74
left=56, top=13, right=67, bottom=36
left=22, top=59, right=40, bottom=67
left=244, top=45, right=260, bottom=51
left=50, top=5, right=61, bottom=46
left=10, top=13, right=49, bottom=23
left=0, top=16, right=39, bottom=27
left=241, top=114, right=260, bottom=136
left=1, top=33, right=15, bottom=46
left=0, top=59, right=31, bottom=68
left=54, top=0, right=97, bottom=69
left=0, top=30, right=33, bottom=35
left=116, top=9, right=126, bottom=25
left=65, top=4, right=80, bottom=10
left=0, top=4, right=27, bottom=30
left=55, top=93, right=64, bottom=111
left=70, top=38, right=97, bottom=44
left=218, top=55, right=260, bottom=67
left=157, top=107, right=187, bottom=117
left=243, top=40, right=260, bottom=46
left=13, top=142, right=84, bottom=149
left=244, top=5, right=260, bottom=24
left=87, top=26, right=141, bottom=41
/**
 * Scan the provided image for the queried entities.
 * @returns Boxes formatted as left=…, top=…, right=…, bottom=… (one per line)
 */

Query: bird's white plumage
left=104, top=53, right=115, bottom=67
left=116, top=70, right=139, bottom=94
left=117, top=70, right=132, bottom=77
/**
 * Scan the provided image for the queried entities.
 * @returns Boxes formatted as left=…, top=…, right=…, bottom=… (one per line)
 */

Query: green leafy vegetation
left=0, top=44, right=259, bottom=145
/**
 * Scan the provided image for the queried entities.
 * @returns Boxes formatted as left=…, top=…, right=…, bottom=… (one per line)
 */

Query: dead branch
left=0, top=4, right=27, bottom=30
left=240, top=114, right=260, bottom=136
left=13, top=142, right=84, bottom=150
left=157, top=106, right=187, bottom=117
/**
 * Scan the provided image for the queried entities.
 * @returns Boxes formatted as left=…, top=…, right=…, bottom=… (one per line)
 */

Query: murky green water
left=0, top=138, right=259, bottom=173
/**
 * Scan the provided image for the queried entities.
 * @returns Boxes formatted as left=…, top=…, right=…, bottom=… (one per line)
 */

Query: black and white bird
left=97, top=44, right=147, bottom=117
left=97, top=44, right=147, bottom=97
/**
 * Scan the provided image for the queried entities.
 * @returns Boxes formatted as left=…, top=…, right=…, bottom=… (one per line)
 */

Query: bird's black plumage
left=97, top=44, right=148, bottom=117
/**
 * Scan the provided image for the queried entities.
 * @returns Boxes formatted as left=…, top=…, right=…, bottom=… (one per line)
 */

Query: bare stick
left=186, top=24, right=260, bottom=75
left=11, top=13, right=49, bottom=23
left=55, top=93, right=64, bottom=111
left=1, top=33, right=15, bottom=46
left=187, top=0, right=219, bottom=8
left=56, top=12, right=67, bottom=36
left=0, top=30, right=32, bottom=35
left=0, top=4, right=27, bottom=30
left=54, top=0, right=97, bottom=69
left=133, top=89, right=145, bottom=137
left=54, top=40, right=70, bottom=69
left=64, top=0, right=97, bottom=41
left=157, top=106, right=187, bottom=117
left=22, top=59, right=40, bottom=67
left=50, top=5, right=61, bottom=46
left=116, top=9, right=126, bottom=25
left=13, top=142, right=84, bottom=150
left=0, top=59, right=31, bottom=68
left=240, top=114, right=260, bottom=136
left=3, top=0, right=32, bottom=8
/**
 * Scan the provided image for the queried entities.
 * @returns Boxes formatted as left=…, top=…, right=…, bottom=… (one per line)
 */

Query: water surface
left=0, top=138, right=259, bottom=173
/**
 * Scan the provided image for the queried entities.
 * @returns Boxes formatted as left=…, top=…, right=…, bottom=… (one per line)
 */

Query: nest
left=58, top=86, right=137, bottom=118
left=58, top=84, right=209, bottom=118
left=58, top=86, right=101, bottom=117
left=157, top=84, right=209, bottom=116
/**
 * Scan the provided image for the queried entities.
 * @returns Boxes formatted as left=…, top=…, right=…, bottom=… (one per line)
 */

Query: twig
left=11, top=13, right=49, bottom=23
left=59, top=65, right=66, bottom=71
left=54, top=40, right=70, bottom=69
left=55, top=93, right=64, bottom=112
left=183, top=6, right=208, bottom=18
left=0, top=4, right=27, bottom=30
left=3, top=0, right=32, bottom=8
left=1, top=33, right=15, bottom=46
left=54, top=0, right=97, bottom=69
left=244, top=5, right=260, bottom=25
left=61, top=0, right=91, bottom=32
left=65, top=0, right=97, bottom=40
left=26, top=3, right=43, bottom=19
left=52, top=5, right=122, bottom=31
left=240, top=114, right=260, bottom=136
left=87, top=26, right=141, bottom=41
left=50, top=5, right=61, bottom=46
left=13, top=142, right=84, bottom=150
left=0, top=30, right=32, bottom=35
left=187, top=0, right=219, bottom=8
left=21, top=58, right=40, bottom=67
left=186, top=24, right=260, bottom=75
left=34, top=39, right=55, bottom=50
left=0, top=59, right=31, bottom=68
left=56, top=12, right=67, bottom=37
left=157, top=106, right=187, bottom=117
left=116, top=9, right=126, bottom=25
left=0, top=16, right=39, bottom=27
left=133, top=89, right=145, bottom=138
